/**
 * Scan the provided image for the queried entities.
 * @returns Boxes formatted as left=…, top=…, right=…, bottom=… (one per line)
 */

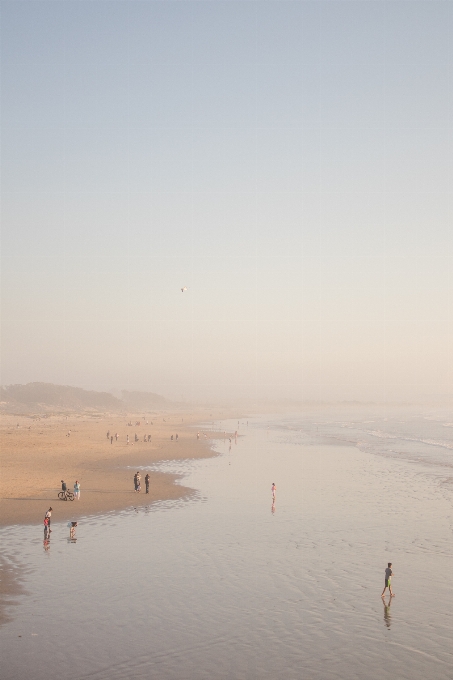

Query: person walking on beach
left=145, top=473, right=150, bottom=494
left=134, top=472, right=138, bottom=491
left=74, top=480, right=81, bottom=500
left=271, top=483, right=276, bottom=500
left=381, top=563, right=395, bottom=597
left=110, top=435, right=113, bottom=444
left=136, top=472, right=141, bottom=492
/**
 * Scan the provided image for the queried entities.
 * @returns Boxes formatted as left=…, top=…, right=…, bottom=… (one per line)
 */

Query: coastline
left=0, top=409, right=235, bottom=528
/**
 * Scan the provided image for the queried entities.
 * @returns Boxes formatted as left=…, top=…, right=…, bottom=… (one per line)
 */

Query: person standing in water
left=271, top=483, right=276, bottom=500
left=145, top=473, right=150, bottom=494
left=45, top=507, right=52, bottom=530
left=381, top=563, right=395, bottom=597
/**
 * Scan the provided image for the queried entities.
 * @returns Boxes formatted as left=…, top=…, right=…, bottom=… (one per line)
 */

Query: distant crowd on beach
left=106, top=429, right=155, bottom=445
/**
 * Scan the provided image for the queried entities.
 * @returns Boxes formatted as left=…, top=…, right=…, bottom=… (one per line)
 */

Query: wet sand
left=1, top=416, right=452, bottom=679
left=0, top=409, right=234, bottom=527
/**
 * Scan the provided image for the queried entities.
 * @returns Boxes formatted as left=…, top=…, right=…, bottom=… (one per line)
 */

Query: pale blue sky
left=1, top=1, right=452, bottom=402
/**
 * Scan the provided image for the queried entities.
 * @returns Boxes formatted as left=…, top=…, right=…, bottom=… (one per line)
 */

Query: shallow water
left=1, top=416, right=452, bottom=679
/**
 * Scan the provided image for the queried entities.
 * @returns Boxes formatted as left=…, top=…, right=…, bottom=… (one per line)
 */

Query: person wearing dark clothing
left=145, top=473, right=150, bottom=494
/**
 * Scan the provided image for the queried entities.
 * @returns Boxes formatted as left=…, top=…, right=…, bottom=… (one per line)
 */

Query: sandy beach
left=0, top=409, right=233, bottom=527
left=2, top=413, right=452, bottom=679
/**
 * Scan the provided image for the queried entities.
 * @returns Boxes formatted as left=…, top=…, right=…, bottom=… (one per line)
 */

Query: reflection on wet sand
left=2, top=418, right=453, bottom=680
left=0, top=556, right=28, bottom=626
left=383, top=596, right=392, bottom=628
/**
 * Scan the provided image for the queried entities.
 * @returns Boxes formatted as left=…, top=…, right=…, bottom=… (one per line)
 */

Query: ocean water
left=1, top=411, right=452, bottom=680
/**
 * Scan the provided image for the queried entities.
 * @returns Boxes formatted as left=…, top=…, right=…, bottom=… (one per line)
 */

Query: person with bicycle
left=58, top=483, right=74, bottom=500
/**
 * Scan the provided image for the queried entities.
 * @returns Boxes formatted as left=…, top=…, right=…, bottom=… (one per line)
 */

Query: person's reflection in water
left=383, top=596, right=392, bottom=628
left=271, top=500, right=276, bottom=515
left=43, top=539, right=50, bottom=552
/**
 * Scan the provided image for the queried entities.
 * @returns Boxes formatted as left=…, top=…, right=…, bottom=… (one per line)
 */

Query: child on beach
left=381, top=563, right=395, bottom=597
left=45, top=507, right=52, bottom=531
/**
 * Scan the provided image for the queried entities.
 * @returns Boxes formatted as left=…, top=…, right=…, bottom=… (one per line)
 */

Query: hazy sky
left=1, top=0, right=452, bottom=403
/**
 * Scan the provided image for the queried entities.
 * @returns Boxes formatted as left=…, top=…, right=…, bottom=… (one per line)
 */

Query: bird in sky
left=181, top=286, right=187, bottom=293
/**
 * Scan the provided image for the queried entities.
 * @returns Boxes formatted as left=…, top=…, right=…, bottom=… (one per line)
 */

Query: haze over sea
left=1, top=409, right=452, bottom=680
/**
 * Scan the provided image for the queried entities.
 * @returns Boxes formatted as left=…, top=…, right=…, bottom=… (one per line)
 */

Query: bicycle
left=58, top=489, right=74, bottom=501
